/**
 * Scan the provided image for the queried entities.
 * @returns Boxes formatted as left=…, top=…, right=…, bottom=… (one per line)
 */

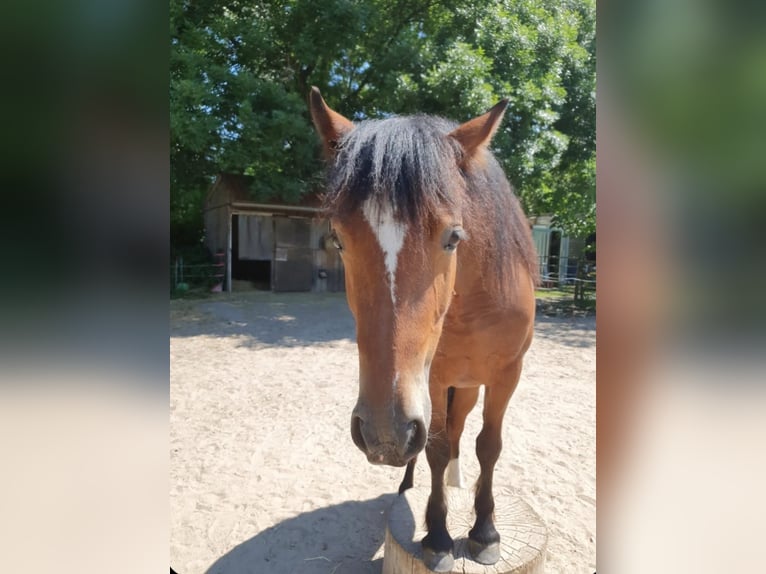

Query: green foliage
left=170, top=0, right=595, bottom=247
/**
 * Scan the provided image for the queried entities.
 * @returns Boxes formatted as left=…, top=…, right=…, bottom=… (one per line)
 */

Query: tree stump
left=383, top=486, right=547, bottom=574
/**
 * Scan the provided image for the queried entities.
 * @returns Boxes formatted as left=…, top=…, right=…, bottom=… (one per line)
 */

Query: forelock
left=323, top=115, right=465, bottom=226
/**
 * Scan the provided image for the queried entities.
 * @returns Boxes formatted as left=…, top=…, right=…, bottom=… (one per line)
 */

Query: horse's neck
left=454, top=247, right=485, bottom=296
left=451, top=246, right=535, bottom=321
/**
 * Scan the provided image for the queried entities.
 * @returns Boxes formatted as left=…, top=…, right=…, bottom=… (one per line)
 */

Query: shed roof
left=205, top=174, right=324, bottom=216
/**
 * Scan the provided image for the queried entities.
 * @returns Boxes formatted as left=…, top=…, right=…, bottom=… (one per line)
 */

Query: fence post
left=574, top=255, right=587, bottom=303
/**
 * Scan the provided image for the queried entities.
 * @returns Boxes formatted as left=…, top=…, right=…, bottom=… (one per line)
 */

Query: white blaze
left=362, top=199, right=407, bottom=304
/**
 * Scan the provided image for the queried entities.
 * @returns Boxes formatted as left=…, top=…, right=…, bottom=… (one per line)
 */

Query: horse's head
left=310, top=87, right=507, bottom=466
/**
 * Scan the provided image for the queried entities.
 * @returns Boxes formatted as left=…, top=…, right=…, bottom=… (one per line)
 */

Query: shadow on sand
left=204, top=494, right=398, bottom=574
left=534, top=314, right=596, bottom=348
left=171, top=292, right=356, bottom=348
left=170, top=291, right=595, bottom=351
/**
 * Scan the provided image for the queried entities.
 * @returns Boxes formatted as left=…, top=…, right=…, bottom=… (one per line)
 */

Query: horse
left=309, top=87, right=538, bottom=572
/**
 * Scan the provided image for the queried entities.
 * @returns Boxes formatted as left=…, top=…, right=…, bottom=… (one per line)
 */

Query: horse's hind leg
left=446, top=386, right=480, bottom=487
left=398, top=456, right=416, bottom=494
left=469, top=360, right=523, bottom=565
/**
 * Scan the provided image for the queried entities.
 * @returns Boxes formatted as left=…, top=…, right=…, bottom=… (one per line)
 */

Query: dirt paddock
left=171, top=292, right=595, bottom=573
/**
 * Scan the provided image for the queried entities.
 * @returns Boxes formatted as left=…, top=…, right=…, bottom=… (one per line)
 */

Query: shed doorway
left=548, top=230, right=561, bottom=283
left=231, top=214, right=272, bottom=290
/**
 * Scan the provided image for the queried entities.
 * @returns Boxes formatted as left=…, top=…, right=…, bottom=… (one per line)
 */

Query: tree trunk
left=383, top=486, right=547, bottom=574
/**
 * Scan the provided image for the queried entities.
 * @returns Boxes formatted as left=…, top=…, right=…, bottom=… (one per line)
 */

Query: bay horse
left=309, top=87, right=538, bottom=572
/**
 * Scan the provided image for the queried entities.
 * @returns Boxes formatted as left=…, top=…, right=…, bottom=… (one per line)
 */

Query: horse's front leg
left=469, top=361, right=522, bottom=565
left=421, top=383, right=453, bottom=572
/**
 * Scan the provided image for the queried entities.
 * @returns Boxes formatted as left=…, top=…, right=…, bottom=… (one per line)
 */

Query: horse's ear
left=448, top=99, right=509, bottom=162
left=309, top=86, right=355, bottom=158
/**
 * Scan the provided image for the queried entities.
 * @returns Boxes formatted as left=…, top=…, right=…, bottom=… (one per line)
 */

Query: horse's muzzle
left=350, top=413, right=427, bottom=467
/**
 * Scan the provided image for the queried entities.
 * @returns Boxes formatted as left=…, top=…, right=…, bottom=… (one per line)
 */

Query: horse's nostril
left=350, top=415, right=367, bottom=453
left=406, top=420, right=417, bottom=440
left=403, top=418, right=426, bottom=459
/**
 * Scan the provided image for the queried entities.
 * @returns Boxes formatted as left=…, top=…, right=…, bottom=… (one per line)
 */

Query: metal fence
left=537, top=255, right=596, bottom=300
left=171, top=253, right=225, bottom=291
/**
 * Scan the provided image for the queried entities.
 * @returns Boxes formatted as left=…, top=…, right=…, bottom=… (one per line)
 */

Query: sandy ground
left=171, top=292, right=595, bottom=573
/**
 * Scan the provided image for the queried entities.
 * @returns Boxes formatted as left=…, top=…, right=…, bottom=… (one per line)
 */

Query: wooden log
left=383, top=486, right=547, bottom=574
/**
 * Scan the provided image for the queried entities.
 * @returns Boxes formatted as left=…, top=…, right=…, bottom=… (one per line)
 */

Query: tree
left=170, top=0, right=595, bottom=247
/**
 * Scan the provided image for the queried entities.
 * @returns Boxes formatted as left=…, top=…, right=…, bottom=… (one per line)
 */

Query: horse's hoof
left=468, top=539, right=501, bottom=565
left=421, top=547, right=455, bottom=572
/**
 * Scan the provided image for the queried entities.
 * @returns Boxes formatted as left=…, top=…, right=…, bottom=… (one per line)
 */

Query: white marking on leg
left=446, top=458, right=465, bottom=488
left=362, top=199, right=407, bottom=305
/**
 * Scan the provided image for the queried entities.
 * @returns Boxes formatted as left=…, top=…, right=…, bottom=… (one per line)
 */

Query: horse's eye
left=444, top=228, right=466, bottom=252
left=330, top=231, right=343, bottom=252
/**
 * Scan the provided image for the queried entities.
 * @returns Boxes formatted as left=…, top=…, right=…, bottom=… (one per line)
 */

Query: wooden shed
left=203, top=174, right=344, bottom=293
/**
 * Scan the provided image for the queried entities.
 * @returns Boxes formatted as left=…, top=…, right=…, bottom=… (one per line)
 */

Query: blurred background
left=599, top=0, right=766, bottom=572
left=0, top=0, right=764, bottom=572
left=0, top=1, right=168, bottom=573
